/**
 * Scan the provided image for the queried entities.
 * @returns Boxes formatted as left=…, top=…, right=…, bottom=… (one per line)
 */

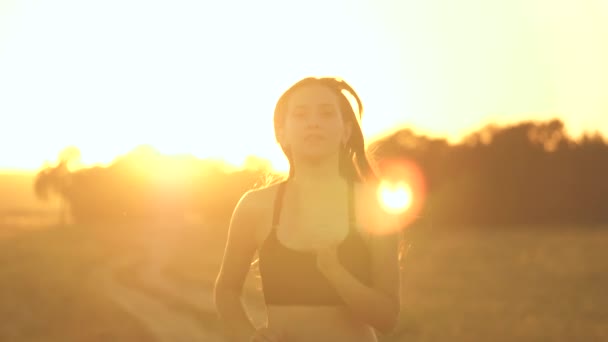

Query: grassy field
left=1, top=220, right=607, bottom=341
left=0, top=223, right=155, bottom=341
left=391, top=226, right=608, bottom=341
left=168, top=224, right=608, bottom=342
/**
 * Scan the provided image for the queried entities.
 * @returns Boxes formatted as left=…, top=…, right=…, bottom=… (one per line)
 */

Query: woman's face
left=280, top=84, right=351, bottom=161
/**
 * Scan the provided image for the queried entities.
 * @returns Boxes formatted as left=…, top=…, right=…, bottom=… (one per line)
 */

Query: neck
left=290, top=153, right=343, bottom=186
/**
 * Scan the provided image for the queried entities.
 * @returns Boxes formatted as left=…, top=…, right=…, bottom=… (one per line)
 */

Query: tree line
left=34, top=118, right=608, bottom=229
left=370, top=118, right=608, bottom=228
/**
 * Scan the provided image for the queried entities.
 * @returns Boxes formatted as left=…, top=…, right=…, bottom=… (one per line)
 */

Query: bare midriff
left=266, top=305, right=378, bottom=342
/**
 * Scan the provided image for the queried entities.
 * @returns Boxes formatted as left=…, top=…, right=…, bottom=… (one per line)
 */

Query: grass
left=388, top=226, right=608, bottom=341
left=167, top=224, right=608, bottom=342
left=0, top=223, right=155, bottom=342
left=1, top=220, right=607, bottom=341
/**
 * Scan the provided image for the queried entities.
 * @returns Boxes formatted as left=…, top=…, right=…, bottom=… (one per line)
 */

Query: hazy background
left=2, top=0, right=608, bottom=171
left=1, top=1, right=608, bottom=341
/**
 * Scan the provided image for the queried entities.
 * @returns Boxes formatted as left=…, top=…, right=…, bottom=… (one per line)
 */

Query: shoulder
left=352, top=181, right=377, bottom=241
left=353, top=180, right=382, bottom=215
left=230, top=180, right=285, bottom=244
left=353, top=180, right=402, bottom=241
left=238, top=180, right=284, bottom=212
left=354, top=180, right=377, bottom=199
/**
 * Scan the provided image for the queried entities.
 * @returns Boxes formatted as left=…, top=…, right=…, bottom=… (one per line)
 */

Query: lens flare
left=367, top=158, right=427, bottom=234
left=378, top=180, right=413, bottom=214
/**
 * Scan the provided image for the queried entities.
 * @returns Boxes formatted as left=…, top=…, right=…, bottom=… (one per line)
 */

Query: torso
left=252, top=179, right=373, bottom=250
left=250, top=179, right=379, bottom=342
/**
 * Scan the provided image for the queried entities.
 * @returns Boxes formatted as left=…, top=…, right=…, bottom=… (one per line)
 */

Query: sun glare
left=378, top=180, right=413, bottom=214
left=0, top=1, right=408, bottom=171
left=365, top=158, right=427, bottom=234
left=3, top=1, right=607, bottom=172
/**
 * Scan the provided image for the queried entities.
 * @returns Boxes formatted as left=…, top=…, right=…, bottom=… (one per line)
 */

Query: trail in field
left=95, top=259, right=219, bottom=341
left=92, top=222, right=224, bottom=342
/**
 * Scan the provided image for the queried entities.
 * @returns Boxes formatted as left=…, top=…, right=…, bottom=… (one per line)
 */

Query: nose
left=306, top=119, right=320, bottom=128
left=305, top=112, right=322, bottom=128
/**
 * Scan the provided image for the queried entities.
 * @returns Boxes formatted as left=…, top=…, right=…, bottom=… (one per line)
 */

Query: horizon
left=2, top=0, right=607, bottom=171
left=1, top=116, right=604, bottom=175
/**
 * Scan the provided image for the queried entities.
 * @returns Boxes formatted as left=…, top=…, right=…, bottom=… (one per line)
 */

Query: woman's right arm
left=214, top=191, right=260, bottom=342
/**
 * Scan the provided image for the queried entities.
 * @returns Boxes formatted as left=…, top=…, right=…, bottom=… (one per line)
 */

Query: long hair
left=273, top=77, right=377, bottom=183
left=250, top=77, right=409, bottom=291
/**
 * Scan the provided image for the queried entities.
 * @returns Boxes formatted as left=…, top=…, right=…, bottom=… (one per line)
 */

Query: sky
left=1, top=0, right=607, bottom=171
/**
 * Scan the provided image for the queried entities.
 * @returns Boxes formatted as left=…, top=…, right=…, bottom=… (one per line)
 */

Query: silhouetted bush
left=369, top=118, right=608, bottom=227
left=34, top=118, right=608, bottom=229
left=34, top=146, right=273, bottom=226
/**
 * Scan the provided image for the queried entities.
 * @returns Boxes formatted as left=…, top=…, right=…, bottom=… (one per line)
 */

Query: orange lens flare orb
left=372, top=158, right=427, bottom=234
left=378, top=180, right=413, bottom=214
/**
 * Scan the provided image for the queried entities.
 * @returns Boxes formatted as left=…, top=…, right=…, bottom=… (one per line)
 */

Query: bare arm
left=214, top=191, right=261, bottom=342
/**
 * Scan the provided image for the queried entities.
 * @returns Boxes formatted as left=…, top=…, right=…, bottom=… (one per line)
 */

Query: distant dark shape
left=32, top=119, right=608, bottom=229
left=370, top=118, right=608, bottom=228
left=33, top=145, right=273, bottom=227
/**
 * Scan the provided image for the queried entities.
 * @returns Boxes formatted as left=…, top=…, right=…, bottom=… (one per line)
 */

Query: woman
left=214, top=77, right=402, bottom=342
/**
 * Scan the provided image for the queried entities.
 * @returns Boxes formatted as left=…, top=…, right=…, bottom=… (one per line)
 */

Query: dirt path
left=91, top=222, right=225, bottom=342
left=92, top=255, right=221, bottom=341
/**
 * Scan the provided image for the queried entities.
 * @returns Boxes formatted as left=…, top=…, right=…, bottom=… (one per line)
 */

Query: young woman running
left=214, top=77, right=402, bottom=342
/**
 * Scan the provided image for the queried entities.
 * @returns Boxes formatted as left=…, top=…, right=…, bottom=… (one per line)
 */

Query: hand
left=249, top=326, right=285, bottom=342
left=316, top=244, right=341, bottom=276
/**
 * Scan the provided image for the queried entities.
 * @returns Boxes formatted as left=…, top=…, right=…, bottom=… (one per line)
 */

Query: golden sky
left=1, top=0, right=607, bottom=171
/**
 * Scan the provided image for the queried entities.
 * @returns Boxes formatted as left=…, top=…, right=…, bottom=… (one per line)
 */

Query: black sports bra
left=258, top=179, right=372, bottom=306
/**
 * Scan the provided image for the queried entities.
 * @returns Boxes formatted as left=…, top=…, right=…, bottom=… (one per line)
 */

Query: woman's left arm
left=317, top=229, right=401, bottom=334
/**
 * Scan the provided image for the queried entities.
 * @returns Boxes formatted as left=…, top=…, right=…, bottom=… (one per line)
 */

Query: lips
left=304, top=134, right=325, bottom=141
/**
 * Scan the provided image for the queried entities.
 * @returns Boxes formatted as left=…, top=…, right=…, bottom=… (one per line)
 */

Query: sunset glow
left=1, top=0, right=607, bottom=171
left=378, top=181, right=414, bottom=214
left=372, top=158, right=427, bottom=232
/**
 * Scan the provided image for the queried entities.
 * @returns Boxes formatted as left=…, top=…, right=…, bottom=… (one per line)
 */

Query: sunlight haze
left=1, top=0, right=607, bottom=171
